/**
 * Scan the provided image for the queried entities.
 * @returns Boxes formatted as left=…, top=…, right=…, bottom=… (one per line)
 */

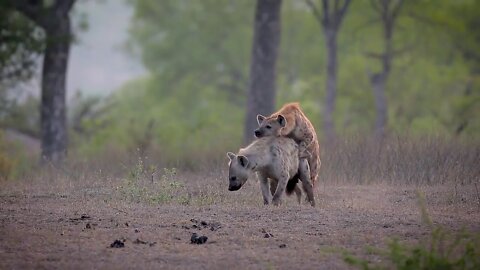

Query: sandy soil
left=1, top=172, right=479, bottom=270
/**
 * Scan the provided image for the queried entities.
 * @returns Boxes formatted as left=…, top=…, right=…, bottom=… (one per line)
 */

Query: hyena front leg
left=298, top=140, right=312, bottom=159
left=272, top=171, right=289, bottom=206
left=297, top=132, right=314, bottom=159
left=258, top=172, right=271, bottom=205
left=299, top=158, right=315, bottom=207
left=269, top=179, right=278, bottom=196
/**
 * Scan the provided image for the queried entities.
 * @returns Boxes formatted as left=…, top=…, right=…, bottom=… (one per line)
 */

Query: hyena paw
left=304, top=194, right=315, bottom=207
left=299, top=149, right=311, bottom=159
left=272, top=198, right=282, bottom=206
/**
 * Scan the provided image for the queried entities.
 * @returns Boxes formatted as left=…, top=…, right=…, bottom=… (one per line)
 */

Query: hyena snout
left=228, top=185, right=241, bottom=191
left=228, top=176, right=242, bottom=191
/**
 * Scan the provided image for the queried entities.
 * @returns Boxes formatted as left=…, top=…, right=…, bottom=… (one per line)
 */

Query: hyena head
left=254, top=114, right=286, bottom=138
left=226, top=152, right=250, bottom=191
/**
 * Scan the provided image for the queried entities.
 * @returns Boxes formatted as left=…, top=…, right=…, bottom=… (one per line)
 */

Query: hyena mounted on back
left=255, top=102, right=321, bottom=194
left=227, top=136, right=315, bottom=206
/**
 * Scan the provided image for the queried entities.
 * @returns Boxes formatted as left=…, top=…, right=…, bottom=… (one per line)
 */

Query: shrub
left=344, top=229, right=480, bottom=270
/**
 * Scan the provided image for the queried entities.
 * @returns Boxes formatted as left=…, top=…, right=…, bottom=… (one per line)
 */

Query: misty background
left=68, top=0, right=144, bottom=98
left=0, top=0, right=479, bottom=178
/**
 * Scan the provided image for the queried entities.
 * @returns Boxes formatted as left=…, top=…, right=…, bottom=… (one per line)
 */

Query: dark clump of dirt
left=279, top=244, right=287, bottom=248
left=110, top=239, right=125, bottom=248
left=209, top=222, right=221, bottom=231
left=84, top=222, right=98, bottom=230
left=133, top=238, right=156, bottom=247
left=190, top=219, right=221, bottom=231
left=133, top=238, right=147, bottom=244
left=190, top=233, right=208, bottom=245
left=69, top=214, right=91, bottom=223
left=261, top=228, right=274, bottom=238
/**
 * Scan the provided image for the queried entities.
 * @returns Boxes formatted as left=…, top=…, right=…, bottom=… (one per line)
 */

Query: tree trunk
left=370, top=73, right=387, bottom=137
left=368, top=0, right=404, bottom=138
left=41, top=16, right=71, bottom=164
left=244, top=0, right=282, bottom=143
left=8, top=0, right=76, bottom=165
left=306, top=0, right=352, bottom=144
left=323, top=28, right=337, bottom=142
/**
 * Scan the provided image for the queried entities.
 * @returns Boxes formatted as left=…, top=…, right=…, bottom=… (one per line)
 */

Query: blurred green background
left=0, top=0, right=479, bottom=177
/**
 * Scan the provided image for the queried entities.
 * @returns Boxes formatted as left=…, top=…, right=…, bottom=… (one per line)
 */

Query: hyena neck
left=245, top=154, right=265, bottom=172
left=239, top=137, right=272, bottom=172
left=238, top=152, right=268, bottom=173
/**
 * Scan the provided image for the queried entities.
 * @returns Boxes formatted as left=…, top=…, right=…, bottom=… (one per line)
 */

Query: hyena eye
left=266, top=125, right=272, bottom=129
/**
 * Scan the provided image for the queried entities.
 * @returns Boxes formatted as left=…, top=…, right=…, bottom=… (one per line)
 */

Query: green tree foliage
left=75, top=0, right=479, bottom=160
left=78, top=0, right=255, bottom=161
left=0, top=3, right=43, bottom=131
left=0, top=4, right=44, bottom=85
left=429, top=0, right=480, bottom=135
left=127, top=0, right=253, bottom=100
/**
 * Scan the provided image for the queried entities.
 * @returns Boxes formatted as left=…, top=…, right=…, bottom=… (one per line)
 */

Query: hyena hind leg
left=299, top=158, right=315, bottom=207
left=294, top=185, right=302, bottom=204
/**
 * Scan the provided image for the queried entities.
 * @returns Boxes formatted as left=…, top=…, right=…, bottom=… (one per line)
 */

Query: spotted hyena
left=255, top=102, right=321, bottom=188
left=226, top=136, right=315, bottom=206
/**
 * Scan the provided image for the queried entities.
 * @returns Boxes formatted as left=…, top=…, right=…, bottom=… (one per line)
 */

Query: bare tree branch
left=305, top=0, right=325, bottom=26
left=334, top=0, right=340, bottom=13
left=338, top=0, right=352, bottom=19
left=322, top=0, right=329, bottom=23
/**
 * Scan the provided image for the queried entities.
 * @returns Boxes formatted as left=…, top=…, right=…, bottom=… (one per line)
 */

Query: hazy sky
left=67, top=0, right=145, bottom=98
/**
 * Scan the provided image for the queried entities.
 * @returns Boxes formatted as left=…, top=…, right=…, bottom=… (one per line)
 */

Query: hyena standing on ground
left=255, top=102, right=321, bottom=193
left=227, top=136, right=315, bottom=206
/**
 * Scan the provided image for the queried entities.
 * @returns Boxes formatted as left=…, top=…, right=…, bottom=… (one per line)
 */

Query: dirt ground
left=1, top=170, right=479, bottom=270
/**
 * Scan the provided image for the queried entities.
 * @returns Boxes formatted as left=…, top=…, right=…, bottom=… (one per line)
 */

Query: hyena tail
left=286, top=172, right=300, bottom=195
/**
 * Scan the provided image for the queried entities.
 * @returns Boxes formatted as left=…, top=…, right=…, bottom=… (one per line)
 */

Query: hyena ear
left=277, top=114, right=287, bottom=127
left=256, top=114, right=266, bottom=125
left=238, top=155, right=249, bottom=168
left=227, top=152, right=236, bottom=160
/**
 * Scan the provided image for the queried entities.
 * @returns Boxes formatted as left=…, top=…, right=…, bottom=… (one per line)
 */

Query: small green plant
left=343, top=191, right=480, bottom=270
left=344, top=230, right=480, bottom=270
left=120, top=155, right=188, bottom=204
